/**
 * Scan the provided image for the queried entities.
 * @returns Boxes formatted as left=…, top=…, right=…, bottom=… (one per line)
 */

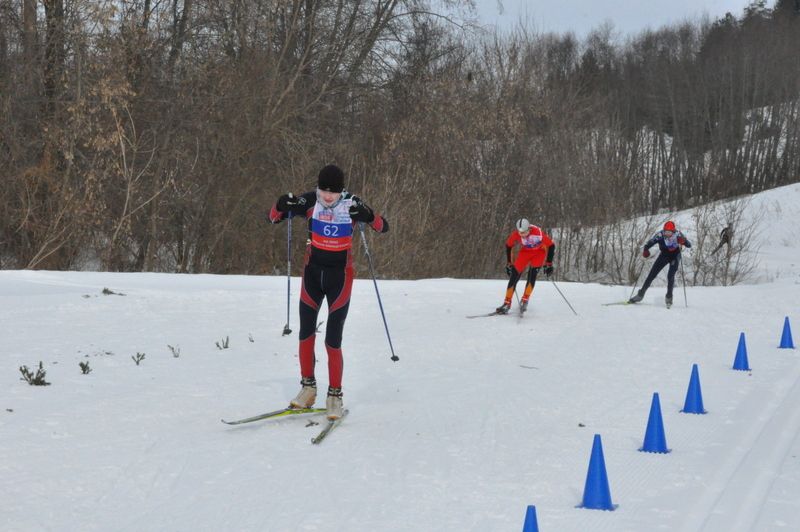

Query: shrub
left=216, top=336, right=230, bottom=350
left=20, top=362, right=51, bottom=386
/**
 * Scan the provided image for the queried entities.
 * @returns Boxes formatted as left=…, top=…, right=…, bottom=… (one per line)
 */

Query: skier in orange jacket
left=496, top=218, right=555, bottom=314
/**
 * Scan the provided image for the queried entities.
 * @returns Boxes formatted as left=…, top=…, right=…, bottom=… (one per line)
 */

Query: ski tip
left=310, top=409, right=350, bottom=445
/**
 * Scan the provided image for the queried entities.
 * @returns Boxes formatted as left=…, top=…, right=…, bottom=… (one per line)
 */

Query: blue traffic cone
left=681, top=363, right=707, bottom=414
left=732, top=332, right=750, bottom=371
left=779, top=317, right=795, bottom=349
left=579, top=434, right=616, bottom=510
left=639, top=392, right=671, bottom=453
left=522, top=505, right=539, bottom=532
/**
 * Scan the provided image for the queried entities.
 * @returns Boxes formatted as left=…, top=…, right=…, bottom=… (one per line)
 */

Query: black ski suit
left=269, top=190, right=388, bottom=388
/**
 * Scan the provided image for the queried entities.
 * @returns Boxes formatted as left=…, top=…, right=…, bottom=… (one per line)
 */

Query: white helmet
left=516, top=218, right=530, bottom=232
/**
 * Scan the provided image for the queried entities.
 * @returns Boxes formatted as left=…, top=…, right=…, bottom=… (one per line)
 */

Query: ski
left=467, top=310, right=507, bottom=319
left=604, top=301, right=668, bottom=308
left=467, top=312, right=499, bottom=318
left=311, top=409, right=349, bottom=444
left=221, top=407, right=326, bottom=425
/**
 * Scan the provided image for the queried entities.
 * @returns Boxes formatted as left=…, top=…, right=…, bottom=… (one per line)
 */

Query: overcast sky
left=471, top=0, right=758, bottom=38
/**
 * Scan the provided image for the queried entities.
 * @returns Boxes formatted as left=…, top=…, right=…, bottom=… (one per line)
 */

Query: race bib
left=311, top=197, right=354, bottom=251
left=520, top=233, right=543, bottom=249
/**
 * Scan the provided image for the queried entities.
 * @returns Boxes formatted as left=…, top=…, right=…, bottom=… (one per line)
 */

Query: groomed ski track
left=684, top=354, right=800, bottom=531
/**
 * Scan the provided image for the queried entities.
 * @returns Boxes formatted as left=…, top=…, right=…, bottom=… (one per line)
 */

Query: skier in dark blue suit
left=629, top=221, right=691, bottom=307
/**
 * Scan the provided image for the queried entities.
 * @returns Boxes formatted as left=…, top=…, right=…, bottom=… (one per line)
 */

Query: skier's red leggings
left=297, top=262, right=353, bottom=388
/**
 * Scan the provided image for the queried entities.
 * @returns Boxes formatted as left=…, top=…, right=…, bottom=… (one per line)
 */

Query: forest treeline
left=1, top=0, right=798, bottom=282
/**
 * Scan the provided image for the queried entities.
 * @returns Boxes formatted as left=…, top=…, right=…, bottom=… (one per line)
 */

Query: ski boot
left=519, top=300, right=529, bottom=314
left=665, top=295, right=673, bottom=308
left=289, top=377, right=317, bottom=409
left=495, top=303, right=511, bottom=315
left=326, top=387, right=344, bottom=420
left=628, top=291, right=644, bottom=304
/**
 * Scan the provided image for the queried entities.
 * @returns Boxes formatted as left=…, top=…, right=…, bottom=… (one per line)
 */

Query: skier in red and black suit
left=629, top=220, right=691, bottom=307
left=496, top=218, right=555, bottom=314
left=269, top=165, right=388, bottom=419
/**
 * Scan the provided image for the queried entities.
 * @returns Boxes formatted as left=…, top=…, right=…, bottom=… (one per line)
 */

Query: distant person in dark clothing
left=712, top=225, right=732, bottom=254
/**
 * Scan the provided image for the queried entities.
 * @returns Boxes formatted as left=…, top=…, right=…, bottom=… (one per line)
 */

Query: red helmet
left=663, top=221, right=676, bottom=232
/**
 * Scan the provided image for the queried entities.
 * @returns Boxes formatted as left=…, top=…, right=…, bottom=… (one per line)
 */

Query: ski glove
left=543, top=262, right=554, bottom=277
left=505, top=263, right=514, bottom=277
left=643, top=248, right=651, bottom=258
left=677, top=236, right=686, bottom=246
left=277, top=193, right=303, bottom=212
left=348, top=201, right=375, bottom=223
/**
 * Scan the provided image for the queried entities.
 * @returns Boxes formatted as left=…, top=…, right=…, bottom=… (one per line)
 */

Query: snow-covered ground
left=674, top=182, right=800, bottom=283
left=2, top=184, right=799, bottom=532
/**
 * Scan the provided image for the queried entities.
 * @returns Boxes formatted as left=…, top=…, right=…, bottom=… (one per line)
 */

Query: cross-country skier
left=629, top=221, right=691, bottom=307
left=712, top=225, right=732, bottom=254
left=269, top=165, right=389, bottom=419
left=496, top=218, right=555, bottom=314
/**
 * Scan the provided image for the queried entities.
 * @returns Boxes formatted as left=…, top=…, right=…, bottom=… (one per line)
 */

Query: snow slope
left=672, top=182, right=800, bottom=283
left=2, top=185, right=799, bottom=532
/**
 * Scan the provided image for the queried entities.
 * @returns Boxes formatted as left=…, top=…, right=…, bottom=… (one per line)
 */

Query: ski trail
left=679, top=357, right=800, bottom=532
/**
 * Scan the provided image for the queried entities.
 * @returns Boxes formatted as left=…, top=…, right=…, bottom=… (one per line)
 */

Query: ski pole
left=550, top=278, right=578, bottom=315
left=282, top=212, right=293, bottom=336
left=629, top=258, right=647, bottom=301
left=679, top=250, right=688, bottom=308
left=513, top=268, right=524, bottom=306
left=358, top=222, right=399, bottom=362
